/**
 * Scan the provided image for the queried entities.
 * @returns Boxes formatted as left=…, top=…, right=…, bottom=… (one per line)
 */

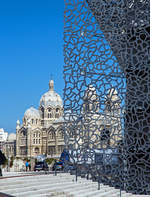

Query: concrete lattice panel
left=64, top=0, right=150, bottom=194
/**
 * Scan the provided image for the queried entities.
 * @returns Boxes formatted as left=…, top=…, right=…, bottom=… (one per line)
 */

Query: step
left=1, top=181, right=76, bottom=195
left=5, top=179, right=95, bottom=197
left=0, top=173, right=142, bottom=197
left=0, top=176, right=73, bottom=190
left=13, top=182, right=88, bottom=197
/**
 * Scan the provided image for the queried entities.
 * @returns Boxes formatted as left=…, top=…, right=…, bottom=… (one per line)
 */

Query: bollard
left=98, top=181, right=100, bottom=190
left=75, top=166, right=78, bottom=182
left=87, top=172, right=89, bottom=180
left=120, top=188, right=121, bottom=197
left=55, top=168, right=57, bottom=176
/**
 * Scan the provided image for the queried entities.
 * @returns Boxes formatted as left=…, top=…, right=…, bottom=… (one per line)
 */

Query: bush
left=10, top=156, right=14, bottom=168
left=23, top=157, right=28, bottom=161
left=45, top=158, right=56, bottom=165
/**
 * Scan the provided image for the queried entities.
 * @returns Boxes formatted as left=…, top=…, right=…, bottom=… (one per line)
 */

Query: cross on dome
left=49, top=80, right=54, bottom=91
left=40, top=79, right=63, bottom=108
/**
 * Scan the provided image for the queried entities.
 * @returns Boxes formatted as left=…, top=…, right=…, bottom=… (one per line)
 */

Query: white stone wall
left=0, top=128, right=8, bottom=142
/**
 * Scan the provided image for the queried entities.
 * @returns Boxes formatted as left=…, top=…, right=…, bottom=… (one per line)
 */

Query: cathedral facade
left=16, top=80, right=65, bottom=158
left=66, top=85, right=122, bottom=150
left=15, top=79, right=121, bottom=159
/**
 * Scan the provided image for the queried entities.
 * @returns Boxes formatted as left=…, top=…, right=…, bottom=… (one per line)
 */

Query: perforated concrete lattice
left=63, top=0, right=150, bottom=195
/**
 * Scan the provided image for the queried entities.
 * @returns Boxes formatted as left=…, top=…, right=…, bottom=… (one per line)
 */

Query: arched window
left=48, top=108, right=52, bottom=119
left=32, top=119, right=34, bottom=124
left=48, top=113, right=52, bottom=118
left=33, top=131, right=41, bottom=145
left=20, top=130, right=26, bottom=137
left=84, top=99, right=90, bottom=112
left=48, top=108, right=52, bottom=112
left=56, top=108, right=59, bottom=112
left=58, top=130, right=64, bottom=139
left=35, top=147, right=39, bottom=154
left=49, top=130, right=55, bottom=139
left=101, top=128, right=110, bottom=145
left=41, top=107, right=44, bottom=119
left=55, top=108, right=60, bottom=118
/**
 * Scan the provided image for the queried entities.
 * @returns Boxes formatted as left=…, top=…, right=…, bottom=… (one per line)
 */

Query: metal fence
left=63, top=0, right=150, bottom=195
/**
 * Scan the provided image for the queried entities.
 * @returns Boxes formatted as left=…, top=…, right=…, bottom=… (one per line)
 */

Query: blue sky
left=0, top=0, right=64, bottom=133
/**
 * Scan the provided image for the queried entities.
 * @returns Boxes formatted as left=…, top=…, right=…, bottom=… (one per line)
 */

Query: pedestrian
left=25, top=161, right=29, bottom=172
left=0, top=165, right=2, bottom=176
left=29, top=162, right=31, bottom=171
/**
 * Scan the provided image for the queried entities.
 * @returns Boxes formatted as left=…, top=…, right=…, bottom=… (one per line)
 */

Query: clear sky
left=0, top=0, right=64, bottom=133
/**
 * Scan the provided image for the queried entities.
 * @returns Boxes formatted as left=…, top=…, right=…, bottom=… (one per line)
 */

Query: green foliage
left=23, top=157, right=28, bottom=161
left=10, top=156, right=14, bottom=167
left=45, top=158, right=56, bottom=165
left=23, top=157, right=30, bottom=162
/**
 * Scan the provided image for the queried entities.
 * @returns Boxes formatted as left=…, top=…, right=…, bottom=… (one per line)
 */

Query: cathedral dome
left=24, top=107, right=40, bottom=119
left=40, top=80, right=63, bottom=108
left=8, top=133, right=16, bottom=142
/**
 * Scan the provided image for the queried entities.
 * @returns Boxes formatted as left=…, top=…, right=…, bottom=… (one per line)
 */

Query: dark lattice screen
left=64, top=0, right=150, bottom=195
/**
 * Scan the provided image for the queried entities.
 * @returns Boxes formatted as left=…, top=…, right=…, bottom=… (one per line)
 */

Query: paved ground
left=0, top=172, right=148, bottom=197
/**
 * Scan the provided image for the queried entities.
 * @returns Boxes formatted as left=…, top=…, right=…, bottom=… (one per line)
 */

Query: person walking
left=29, top=161, right=31, bottom=171
left=25, top=161, right=29, bottom=172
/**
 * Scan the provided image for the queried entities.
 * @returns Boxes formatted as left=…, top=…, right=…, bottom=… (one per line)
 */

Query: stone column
left=27, top=123, right=31, bottom=158
left=55, top=131, right=58, bottom=156
left=42, top=133, right=47, bottom=156
left=16, top=120, right=20, bottom=157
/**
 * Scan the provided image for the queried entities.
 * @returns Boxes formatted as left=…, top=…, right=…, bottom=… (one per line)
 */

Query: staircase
left=0, top=172, right=148, bottom=197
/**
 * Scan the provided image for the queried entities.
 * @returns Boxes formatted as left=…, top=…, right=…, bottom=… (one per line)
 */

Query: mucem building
left=64, top=0, right=150, bottom=195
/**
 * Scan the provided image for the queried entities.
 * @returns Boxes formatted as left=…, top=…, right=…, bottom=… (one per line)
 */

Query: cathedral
left=65, top=85, right=122, bottom=150
left=16, top=80, right=65, bottom=158
left=15, top=79, right=121, bottom=159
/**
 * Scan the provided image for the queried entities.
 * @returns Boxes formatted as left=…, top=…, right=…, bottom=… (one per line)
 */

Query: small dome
left=8, top=133, right=16, bottom=141
left=40, top=80, right=63, bottom=108
left=24, top=107, right=40, bottom=119
left=84, top=85, right=97, bottom=101
left=0, top=128, right=4, bottom=133
left=16, top=120, right=20, bottom=125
